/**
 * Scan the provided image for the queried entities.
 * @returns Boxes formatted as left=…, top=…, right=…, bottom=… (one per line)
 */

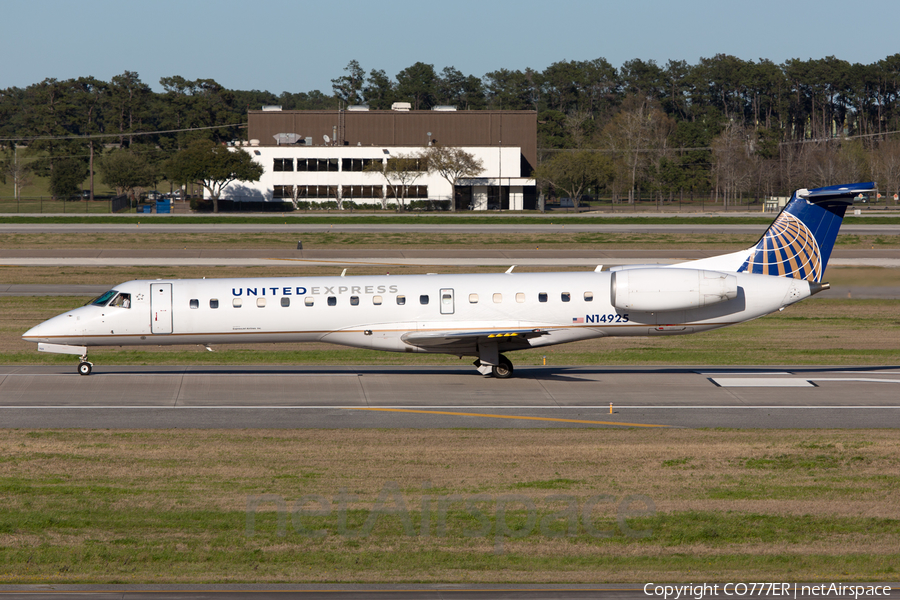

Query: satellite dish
left=323, top=134, right=331, bottom=144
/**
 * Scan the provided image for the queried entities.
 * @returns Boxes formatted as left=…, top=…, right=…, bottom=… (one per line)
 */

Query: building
left=221, top=105, right=537, bottom=210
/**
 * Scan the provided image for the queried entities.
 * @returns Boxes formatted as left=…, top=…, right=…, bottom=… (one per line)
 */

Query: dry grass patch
left=1, top=231, right=897, bottom=251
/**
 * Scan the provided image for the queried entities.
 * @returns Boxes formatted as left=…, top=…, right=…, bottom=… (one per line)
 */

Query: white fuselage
left=23, top=270, right=814, bottom=356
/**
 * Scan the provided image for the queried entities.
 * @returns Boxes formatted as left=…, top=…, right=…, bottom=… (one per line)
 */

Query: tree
left=49, top=158, right=89, bottom=199
left=169, top=140, right=263, bottom=213
left=601, top=97, right=675, bottom=203
left=711, top=122, right=755, bottom=207
left=533, top=150, right=614, bottom=208
left=871, top=137, right=900, bottom=200
left=423, top=145, right=484, bottom=211
left=331, top=60, right=365, bottom=106
left=1, top=147, right=34, bottom=199
left=365, top=153, right=424, bottom=211
left=395, top=62, right=437, bottom=110
left=98, top=150, right=156, bottom=199
left=363, top=69, right=395, bottom=109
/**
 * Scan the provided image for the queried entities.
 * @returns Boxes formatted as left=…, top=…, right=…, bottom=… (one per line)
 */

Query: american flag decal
left=572, top=317, right=584, bottom=323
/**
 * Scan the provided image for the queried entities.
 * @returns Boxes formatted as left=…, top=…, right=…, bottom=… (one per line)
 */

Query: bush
left=407, top=200, right=451, bottom=211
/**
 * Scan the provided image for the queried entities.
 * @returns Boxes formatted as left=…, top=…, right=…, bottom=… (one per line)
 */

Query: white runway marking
left=696, top=371, right=792, bottom=375
left=710, top=377, right=816, bottom=387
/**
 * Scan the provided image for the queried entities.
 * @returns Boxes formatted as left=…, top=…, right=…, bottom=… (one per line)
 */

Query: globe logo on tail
left=739, top=212, right=822, bottom=282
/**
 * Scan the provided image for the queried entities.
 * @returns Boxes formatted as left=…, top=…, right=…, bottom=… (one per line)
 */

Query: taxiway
left=1, top=365, right=897, bottom=429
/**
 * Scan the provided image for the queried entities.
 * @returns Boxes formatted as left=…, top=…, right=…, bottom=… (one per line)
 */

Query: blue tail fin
left=737, top=182, right=875, bottom=282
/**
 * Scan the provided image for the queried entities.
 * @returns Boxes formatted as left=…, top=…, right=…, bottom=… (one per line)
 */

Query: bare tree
left=711, top=122, right=755, bottom=207
left=601, top=97, right=674, bottom=203
left=365, top=153, right=425, bottom=211
left=871, top=137, right=900, bottom=202
left=2, top=146, right=34, bottom=200
left=422, top=145, right=484, bottom=211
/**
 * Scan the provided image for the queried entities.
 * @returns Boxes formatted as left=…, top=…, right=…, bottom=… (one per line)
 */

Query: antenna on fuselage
left=340, top=269, right=347, bottom=277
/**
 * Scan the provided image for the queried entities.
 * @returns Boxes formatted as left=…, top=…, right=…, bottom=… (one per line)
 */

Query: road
left=0, top=221, right=898, bottom=235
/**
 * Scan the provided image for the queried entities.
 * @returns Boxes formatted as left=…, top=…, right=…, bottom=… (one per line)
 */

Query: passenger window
left=538, top=293, right=548, bottom=303
left=373, top=295, right=383, bottom=305
left=584, top=291, right=594, bottom=302
left=257, top=298, right=266, bottom=308
left=420, top=295, right=429, bottom=305
left=493, top=293, right=502, bottom=303
left=305, top=297, right=314, bottom=307
left=190, top=299, right=199, bottom=309
left=281, top=297, right=290, bottom=307
left=233, top=298, right=242, bottom=308
left=210, top=299, right=219, bottom=309
left=469, top=293, right=479, bottom=303
left=516, top=293, right=525, bottom=303
left=350, top=296, right=359, bottom=306
left=327, top=296, right=337, bottom=306
left=561, top=292, right=570, bottom=302
left=397, top=295, right=406, bottom=305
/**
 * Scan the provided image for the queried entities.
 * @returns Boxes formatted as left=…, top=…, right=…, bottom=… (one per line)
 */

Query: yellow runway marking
left=344, top=407, right=668, bottom=427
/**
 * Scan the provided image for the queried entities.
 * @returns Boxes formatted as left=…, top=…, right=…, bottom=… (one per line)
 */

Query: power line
left=0, top=123, right=247, bottom=143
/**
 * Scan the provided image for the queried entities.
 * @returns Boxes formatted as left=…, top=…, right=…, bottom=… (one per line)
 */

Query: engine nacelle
left=610, top=268, right=738, bottom=312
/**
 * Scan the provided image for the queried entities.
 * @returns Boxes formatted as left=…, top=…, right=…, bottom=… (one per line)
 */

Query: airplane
left=23, top=182, right=873, bottom=378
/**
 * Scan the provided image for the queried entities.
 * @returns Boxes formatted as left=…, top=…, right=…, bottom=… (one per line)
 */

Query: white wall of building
left=220, top=145, right=531, bottom=209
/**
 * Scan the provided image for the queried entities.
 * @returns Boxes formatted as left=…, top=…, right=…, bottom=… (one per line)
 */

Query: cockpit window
left=90, top=289, right=119, bottom=307
left=112, top=293, right=131, bottom=308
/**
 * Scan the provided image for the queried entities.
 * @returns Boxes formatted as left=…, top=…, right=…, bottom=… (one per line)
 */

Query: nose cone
left=22, top=312, right=76, bottom=343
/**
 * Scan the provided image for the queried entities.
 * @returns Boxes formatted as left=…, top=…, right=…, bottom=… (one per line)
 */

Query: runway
left=1, top=365, right=897, bottom=429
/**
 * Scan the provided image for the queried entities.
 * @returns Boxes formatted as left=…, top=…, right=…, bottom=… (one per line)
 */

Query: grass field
left=1, top=429, right=897, bottom=583
left=1, top=231, right=899, bottom=251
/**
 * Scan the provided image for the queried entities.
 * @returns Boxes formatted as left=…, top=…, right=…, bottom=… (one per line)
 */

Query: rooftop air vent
left=391, top=102, right=412, bottom=112
left=273, top=133, right=302, bottom=145
left=432, top=105, right=457, bottom=111
left=347, top=105, right=370, bottom=111
left=262, top=105, right=282, bottom=111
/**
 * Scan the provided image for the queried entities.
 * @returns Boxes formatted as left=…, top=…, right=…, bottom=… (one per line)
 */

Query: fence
left=0, top=197, right=124, bottom=214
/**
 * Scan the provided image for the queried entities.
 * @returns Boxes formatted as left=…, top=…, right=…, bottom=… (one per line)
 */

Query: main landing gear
left=474, top=354, right=514, bottom=379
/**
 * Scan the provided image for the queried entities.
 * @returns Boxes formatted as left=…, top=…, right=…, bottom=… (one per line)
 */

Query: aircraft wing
left=401, top=328, right=548, bottom=352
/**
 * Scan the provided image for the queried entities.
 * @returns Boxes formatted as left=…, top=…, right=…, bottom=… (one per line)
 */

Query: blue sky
left=3, top=0, right=896, bottom=94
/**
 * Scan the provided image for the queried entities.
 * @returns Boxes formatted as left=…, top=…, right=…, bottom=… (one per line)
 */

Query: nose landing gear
left=78, top=351, right=93, bottom=376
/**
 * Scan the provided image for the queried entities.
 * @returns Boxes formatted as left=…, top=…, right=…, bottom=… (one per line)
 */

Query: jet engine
left=610, top=268, right=738, bottom=312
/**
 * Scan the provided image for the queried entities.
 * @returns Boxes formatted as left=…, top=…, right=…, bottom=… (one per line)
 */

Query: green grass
left=1, top=429, right=898, bottom=583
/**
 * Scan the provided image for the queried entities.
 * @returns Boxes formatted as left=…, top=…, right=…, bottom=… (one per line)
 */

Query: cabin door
left=150, top=283, right=173, bottom=334
left=440, top=288, right=455, bottom=315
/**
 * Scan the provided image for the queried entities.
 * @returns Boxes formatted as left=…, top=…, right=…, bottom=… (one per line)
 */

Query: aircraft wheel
left=78, top=362, right=92, bottom=376
left=492, top=355, right=514, bottom=379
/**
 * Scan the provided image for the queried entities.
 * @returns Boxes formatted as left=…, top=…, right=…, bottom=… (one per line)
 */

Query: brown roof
left=248, top=110, right=537, bottom=174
